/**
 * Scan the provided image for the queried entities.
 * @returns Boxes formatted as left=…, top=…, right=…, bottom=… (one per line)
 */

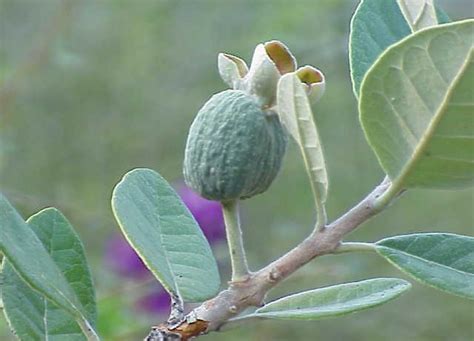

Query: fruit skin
left=184, top=90, right=287, bottom=201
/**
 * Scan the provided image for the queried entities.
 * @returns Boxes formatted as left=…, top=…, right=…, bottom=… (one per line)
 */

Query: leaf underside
left=397, top=0, right=438, bottom=32
left=277, top=73, right=328, bottom=203
left=360, top=20, right=474, bottom=189
left=248, top=278, right=411, bottom=321
left=350, top=0, right=450, bottom=96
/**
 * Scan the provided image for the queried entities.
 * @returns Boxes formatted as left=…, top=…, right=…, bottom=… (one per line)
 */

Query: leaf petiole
left=334, top=242, right=376, bottom=254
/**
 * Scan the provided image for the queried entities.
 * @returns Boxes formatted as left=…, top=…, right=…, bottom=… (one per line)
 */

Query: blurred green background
left=1, top=0, right=473, bottom=340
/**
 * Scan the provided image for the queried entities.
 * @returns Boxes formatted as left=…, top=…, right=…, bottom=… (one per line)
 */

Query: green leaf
left=2, top=208, right=97, bottom=341
left=360, top=20, right=474, bottom=190
left=350, top=0, right=412, bottom=95
left=350, top=0, right=450, bottom=95
left=435, top=4, right=450, bottom=24
left=376, top=233, right=474, bottom=299
left=0, top=194, right=97, bottom=338
left=111, top=168, right=220, bottom=302
left=238, top=278, right=410, bottom=321
left=0, top=262, right=4, bottom=309
left=277, top=73, right=328, bottom=224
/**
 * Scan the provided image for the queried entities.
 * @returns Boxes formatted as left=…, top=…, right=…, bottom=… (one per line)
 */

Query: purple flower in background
left=104, top=233, right=150, bottom=279
left=175, top=182, right=225, bottom=243
left=104, top=182, right=226, bottom=314
left=135, top=289, right=171, bottom=315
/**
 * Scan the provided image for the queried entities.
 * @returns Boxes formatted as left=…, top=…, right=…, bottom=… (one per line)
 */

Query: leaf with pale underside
left=111, top=168, right=220, bottom=302
left=233, top=278, right=410, bottom=322
left=350, top=0, right=450, bottom=96
left=360, top=20, right=474, bottom=189
left=0, top=195, right=96, bottom=339
left=218, top=53, right=248, bottom=89
left=277, top=73, right=328, bottom=206
left=397, top=0, right=437, bottom=31
left=2, top=208, right=97, bottom=341
left=376, top=233, right=474, bottom=299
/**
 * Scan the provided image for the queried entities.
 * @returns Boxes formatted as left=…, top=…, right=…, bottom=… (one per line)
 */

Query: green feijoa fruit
left=184, top=90, right=287, bottom=201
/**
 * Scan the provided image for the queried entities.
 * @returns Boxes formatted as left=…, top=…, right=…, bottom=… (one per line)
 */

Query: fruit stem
left=222, top=200, right=250, bottom=281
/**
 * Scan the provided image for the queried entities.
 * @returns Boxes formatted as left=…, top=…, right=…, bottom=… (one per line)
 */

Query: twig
left=167, top=293, right=185, bottom=329
left=146, top=177, right=395, bottom=338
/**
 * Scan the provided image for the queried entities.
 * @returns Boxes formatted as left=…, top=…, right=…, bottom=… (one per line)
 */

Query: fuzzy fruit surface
left=184, top=90, right=287, bottom=201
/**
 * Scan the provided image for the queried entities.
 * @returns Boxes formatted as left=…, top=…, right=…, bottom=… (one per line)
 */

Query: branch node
left=167, top=294, right=185, bottom=329
left=144, top=326, right=181, bottom=341
left=269, top=268, right=281, bottom=282
left=228, top=273, right=252, bottom=287
left=185, top=311, right=198, bottom=324
left=143, top=177, right=396, bottom=339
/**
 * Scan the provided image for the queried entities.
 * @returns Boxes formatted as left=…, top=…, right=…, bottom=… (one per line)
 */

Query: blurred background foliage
left=0, top=0, right=473, bottom=340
